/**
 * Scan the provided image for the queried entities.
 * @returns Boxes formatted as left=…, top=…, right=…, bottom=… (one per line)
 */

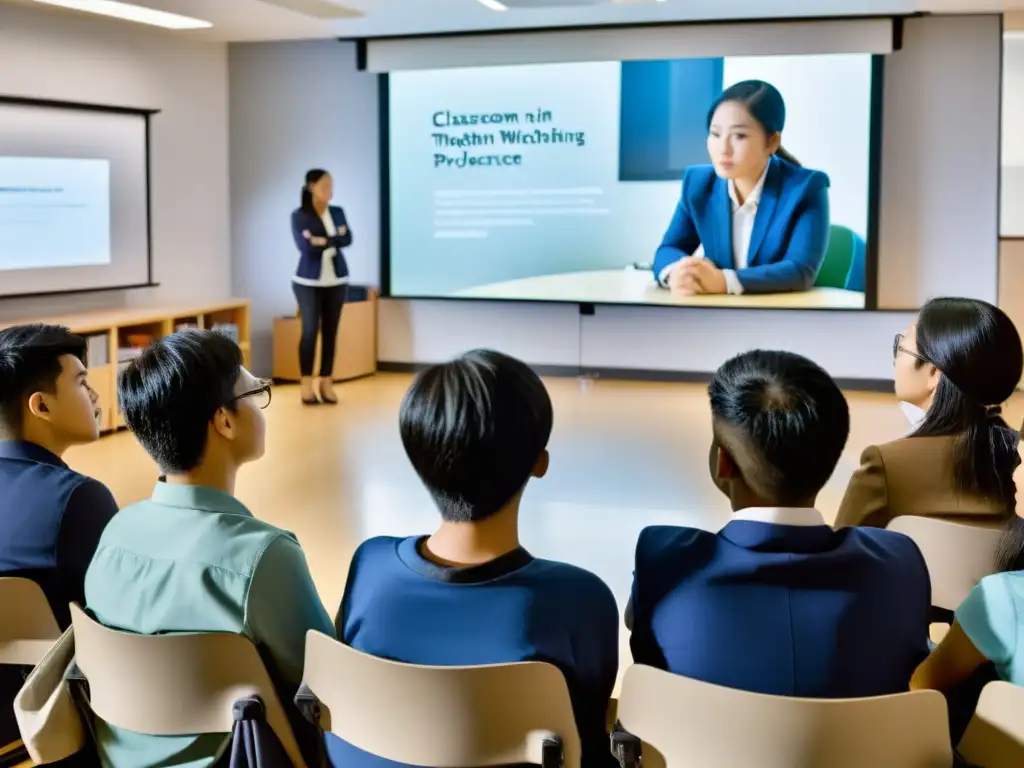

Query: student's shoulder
left=63, top=475, right=118, bottom=518
left=635, top=524, right=713, bottom=564
left=839, top=525, right=929, bottom=574
left=528, top=561, right=614, bottom=626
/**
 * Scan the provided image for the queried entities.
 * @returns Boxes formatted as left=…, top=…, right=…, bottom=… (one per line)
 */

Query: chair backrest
left=885, top=516, right=1003, bottom=611
left=843, top=232, right=867, bottom=292
left=69, top=604, right=307, bottom=767
left=0, top=578, right=61, bottom=666
left=958, top=680, right=1024, bottom=768
left=617, top=665, right=951, bottom=768
left=301, top=630, right=581, bottom=768
left=815, top=225, right=856, bottom=289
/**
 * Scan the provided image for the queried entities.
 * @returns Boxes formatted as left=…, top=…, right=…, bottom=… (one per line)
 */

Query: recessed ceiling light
left=31, top=0, right=213, bottom=30
left=474, top=0, right=508, bottom=10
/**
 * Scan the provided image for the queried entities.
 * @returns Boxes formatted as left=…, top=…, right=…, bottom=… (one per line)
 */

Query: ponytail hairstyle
left=910, top=298, right=1023, bottom=524
left=301, top=168, right=329, bottom=215
left=707, top=80, right=800, bottom=167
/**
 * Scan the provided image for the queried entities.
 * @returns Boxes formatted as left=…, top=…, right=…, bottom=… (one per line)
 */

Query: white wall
left=0, top=4, right=230, bottom=321
left=230, top=15, right=1001, bottom=381
left=229, top=40, right=380, bottom=373
left=1002, top=36, right=1024, bottom=235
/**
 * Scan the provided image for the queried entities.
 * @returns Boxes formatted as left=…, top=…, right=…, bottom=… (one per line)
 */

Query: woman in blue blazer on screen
left=291, top=168, right=352, bottom=405
left=653, top=80, right=830, bottom=295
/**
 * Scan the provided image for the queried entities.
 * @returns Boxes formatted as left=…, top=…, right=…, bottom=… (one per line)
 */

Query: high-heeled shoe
left=302, top=395, right=320, bottom=406
left=318, top=378, right=338, bottom=405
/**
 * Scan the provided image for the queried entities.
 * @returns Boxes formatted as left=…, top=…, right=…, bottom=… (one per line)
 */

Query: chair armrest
left=610, top=721, right=641, bottom=768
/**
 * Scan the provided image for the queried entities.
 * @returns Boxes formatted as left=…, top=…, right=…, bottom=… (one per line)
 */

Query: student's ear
left=212, top=406, right=237, bottom=441
left=531, top=449, right=550, bottom=479
left=26, top=391, right=53, bottom=423
left=716, top=444, right=740, bottom=480
left=926, top=365, right=942, bottom=398
left=768, top=132, right=782, bottom=155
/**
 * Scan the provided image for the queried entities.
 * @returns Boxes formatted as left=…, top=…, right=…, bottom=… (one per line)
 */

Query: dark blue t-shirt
left=329, top=535, right=620, bottom=768
left=0, top=440, right=119, bottom=745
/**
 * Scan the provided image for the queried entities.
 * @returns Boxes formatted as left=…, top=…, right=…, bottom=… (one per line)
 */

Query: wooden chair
left=297, top=630, right=579, bottom=768
left=958, top=680, right=1024, bottom=768
left=613, top=664, right=951, bottom=768
left=0, top=578, right=61, bottom=768
left=70, top=603, right=307, bottom=767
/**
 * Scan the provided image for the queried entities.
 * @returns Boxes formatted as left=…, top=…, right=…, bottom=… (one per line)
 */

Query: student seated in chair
left=911, top=420, right=1024, bottom=738
left=0, top=324, right=119, bottom=750
left=84, top=330, right=334, bottom=768
left=332, top=350, right=619, bottom=768
left=628, top=350, right=931, bottom=698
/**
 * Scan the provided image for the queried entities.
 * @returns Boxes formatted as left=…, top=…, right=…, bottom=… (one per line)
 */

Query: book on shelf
left=85, top=334, right=109, bottom=367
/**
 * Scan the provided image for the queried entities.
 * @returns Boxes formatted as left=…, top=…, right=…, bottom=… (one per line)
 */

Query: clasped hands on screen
left=301, top=227, right=347, bottom=247
left=667, top=256, right=728, bottom=295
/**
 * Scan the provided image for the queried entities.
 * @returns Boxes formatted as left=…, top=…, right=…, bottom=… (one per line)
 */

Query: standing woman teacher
left=291, top=168, right=352, bottom=405
left=653, top=80, right=831, bottom=295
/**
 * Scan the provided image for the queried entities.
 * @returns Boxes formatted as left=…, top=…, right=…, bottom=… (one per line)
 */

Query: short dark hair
left=118, top=329, right=242, bottom=473
left=399, top=349, right=553, bottom=523
left=708, top=350, right=849, bottom=505
left=0, top=324, right=86, bottom=436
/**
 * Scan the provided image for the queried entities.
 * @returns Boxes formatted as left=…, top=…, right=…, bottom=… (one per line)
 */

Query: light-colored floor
left=64, top=373, right=1024, bottom=687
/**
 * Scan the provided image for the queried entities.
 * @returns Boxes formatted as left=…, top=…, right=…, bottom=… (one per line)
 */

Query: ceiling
left=8, top=0, right=1024, bottom=42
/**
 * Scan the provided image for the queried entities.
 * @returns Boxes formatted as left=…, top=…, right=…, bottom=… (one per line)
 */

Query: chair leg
left=610, top=723, right=642, bottom=768
left=541, top=735, right=563, bottom=768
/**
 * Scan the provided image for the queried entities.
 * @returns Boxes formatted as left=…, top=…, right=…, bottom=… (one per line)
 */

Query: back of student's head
left=118, top=329, right=264, bottom=474
left=909, top=297, right=1022, bottom=516
left=0, top=323, right=94, bottom=442
left=399, top=349, right=553, bottom=523
left=708, top=350, right=849, bottom=506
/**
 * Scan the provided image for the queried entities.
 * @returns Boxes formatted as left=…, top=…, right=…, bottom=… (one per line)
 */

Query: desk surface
left=453, top=270, right=865, bottom=309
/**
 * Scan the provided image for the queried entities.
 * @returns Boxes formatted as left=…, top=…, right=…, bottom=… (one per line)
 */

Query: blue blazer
left=629, top=520, right=931, bottom=698
left=653, top=155, right=830, bottom=293
left=290, top=205, right=352, bottom=282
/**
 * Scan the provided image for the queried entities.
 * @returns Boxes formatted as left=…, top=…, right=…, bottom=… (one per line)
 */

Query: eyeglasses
left=892, top=333, right=930, bottom=364
left=234, top=380, right=272, bottom=410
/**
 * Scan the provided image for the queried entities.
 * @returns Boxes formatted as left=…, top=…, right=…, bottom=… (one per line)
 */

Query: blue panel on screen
left=619, top=58, right=724, bottom=182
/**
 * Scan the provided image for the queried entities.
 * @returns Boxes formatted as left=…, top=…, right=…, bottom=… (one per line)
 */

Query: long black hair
left=910, top=298, right=1022, bottom=523
left=300, top=168, right=329, bottom=215
left=707, top=80, right=800, bottom=167
left=996, top=415, right=1024, bottom=572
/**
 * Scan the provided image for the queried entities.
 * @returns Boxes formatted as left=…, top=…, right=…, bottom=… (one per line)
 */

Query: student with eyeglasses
left=835, top=297, right=1022, bottom=530
left=84, top=329, right=333, bottom=768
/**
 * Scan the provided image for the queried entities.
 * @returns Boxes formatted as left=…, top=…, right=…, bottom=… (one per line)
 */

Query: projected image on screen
left=0, top=157, right=111, bottom=272
left=387, top=53, right=877, bottom=309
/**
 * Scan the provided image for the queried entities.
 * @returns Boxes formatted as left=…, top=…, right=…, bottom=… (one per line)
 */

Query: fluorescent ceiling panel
left=30, top=0, right=212, bottom=29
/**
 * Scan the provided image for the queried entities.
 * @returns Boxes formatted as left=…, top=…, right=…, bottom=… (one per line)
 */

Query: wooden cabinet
left=0, top=300, right=251, bottom=434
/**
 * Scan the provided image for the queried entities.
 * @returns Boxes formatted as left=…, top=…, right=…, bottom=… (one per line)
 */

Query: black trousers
left=292, top=282, right=347, bottom=377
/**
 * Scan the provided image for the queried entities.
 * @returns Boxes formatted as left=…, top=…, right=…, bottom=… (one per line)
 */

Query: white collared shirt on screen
left=658, top=162, right=770, bottom=295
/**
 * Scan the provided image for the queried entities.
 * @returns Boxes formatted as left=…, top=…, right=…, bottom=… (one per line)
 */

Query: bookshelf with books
left=0, top=300, right=250, bottom=434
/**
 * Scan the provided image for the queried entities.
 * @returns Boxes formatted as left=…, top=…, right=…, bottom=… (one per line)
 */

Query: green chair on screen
left=815, top=224, right=866, bottom=292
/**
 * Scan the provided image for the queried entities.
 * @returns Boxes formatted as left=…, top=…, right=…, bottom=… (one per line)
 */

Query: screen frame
left=379, top=55, right=885, bottom=313
left=0, top=95, right=160, bottom=300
